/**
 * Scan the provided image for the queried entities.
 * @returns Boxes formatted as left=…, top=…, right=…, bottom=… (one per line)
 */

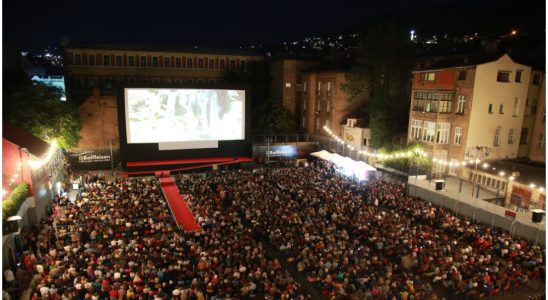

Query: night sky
left=3, top=0, right=544, bottom=52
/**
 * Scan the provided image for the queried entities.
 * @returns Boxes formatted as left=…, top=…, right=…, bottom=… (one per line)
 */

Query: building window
left=187, top=58, right=193, bottom=68
left=410, top=119, right=422, bottom=140
left=103, top=55, right=110, bottom=66
left=175, top=58, right=181, bottom=68
left=425, top=93, right=439, bottom=113
left=413, top=91, right=426, bottom=111
left=141, top=56, right=147, bottom=67
left=74, top=54, right=82, bottom=65
left=302, top=117, right=306, bottom=128
left=454, top=127, right=463, bottom=145
left=456, top=95, right=465, bottom=114
left=164, top=57, right=170, bottom=67
left=508, top=128, right=514, bottom=144
left=422, top=121, right=436, bottom=143
left=316, top=117, right=320, bottom=131
left=533, top=74, right=541, bottom=85
left=240, top=60, right=246, bottom=70
left=363, top=138, right=368, bottom=146
left=116, top=55, right=122, bottom=66
left=325, top=119, right=331, bottom=129
left=497, top=71, right=510, bottom=82
left=186, top=79, right=194, bottom=84
left=209, top=59, right=214, bottom=69
left=327, top=82, right=333, bottom=96
left=103, top=77, right=112, bottom=88
left=316, top=99, right=321, bottom=112
left=128, top=56, right=135, bottom=67
left=326, top=100, right=332, bottom=112
left=539, top=134, right=545, bottom=150
left=436, top=123, right=450, bottom=144
left=152, top=57, right=159, bottom=67
left=420, top=72, right=436, bottom=81
left=512, top=98, right=519, bottom=116
left=88, top=55, right=95, bottom=65
left=499, top=104, right=504, bottom=114
left=285, top=83, right=291, bottom=88
left=439, top=98, right=452, bottom=113
left=219, top=60, right=225, bottom=69
left=520, top=128, right=528, bottom=144
left=208, top=79, right=215, bottom=84
left=494, top=127, right=501, bottom=146
left=197, top=79, right=204, bottom=84
left=433, top=152, right=447, bottom=173
left=198, top=59, right=204, bottom=69
left=230, top=60, right=235, bottom=70
left=458, top=71, right=467, bottom=80
left=488, top=104, right=493, bottom=114
left=317, top=81, right=322, bottom=95
left=303, top=82, right=307, bottom=92
left=284, top=97, right=291, bottom=103
left=302, top=98, right=307, bottom=111
left=515, top=70, right=522, bottom=82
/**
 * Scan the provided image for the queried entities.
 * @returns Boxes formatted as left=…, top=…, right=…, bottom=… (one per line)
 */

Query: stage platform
left=122, top=156, right=254, bottom=177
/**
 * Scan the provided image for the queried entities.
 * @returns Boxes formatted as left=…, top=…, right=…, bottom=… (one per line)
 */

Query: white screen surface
left=125, top=88, right=245, bottom=144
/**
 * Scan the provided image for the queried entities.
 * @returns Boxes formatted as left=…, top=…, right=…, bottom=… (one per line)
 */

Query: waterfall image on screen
left=125, top=88, right=245, bottom=144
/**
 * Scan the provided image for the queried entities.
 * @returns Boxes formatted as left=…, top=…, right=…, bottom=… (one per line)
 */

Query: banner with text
left=66, top=149, right=120, bottom=170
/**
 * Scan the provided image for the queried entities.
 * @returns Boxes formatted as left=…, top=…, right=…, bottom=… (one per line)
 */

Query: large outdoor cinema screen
left=124, top=88, right=245, bottom=144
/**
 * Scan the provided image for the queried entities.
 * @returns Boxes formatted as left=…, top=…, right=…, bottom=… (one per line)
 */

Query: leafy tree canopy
left=343, top=18, right=415, bottom=149
left=253, top=98, right=296, bottom=134
left=3, top=70, right=81, bottom=149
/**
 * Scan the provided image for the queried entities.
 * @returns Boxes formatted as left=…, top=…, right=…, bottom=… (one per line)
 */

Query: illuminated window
left=116, top=55, right=122, bottom=66
left=454, top=127, right=463, bottom=144
left=303, top=82, right=307, bottom=92
left=74, top=54, right=82, bottom=65
left=420, top=72, right=435, bottom=81
left=164, top=57, right=170, bottom=67
left=316, top=99, right=321, bottom=112
left=433, top=152, right=447, bottom=173
left=456, top=95, right=465, bottom=114
left=493, top=126, right=501, bottom=146
left=103, top=55, right=110, bottom=66
left=325, top=119, right=331, bottom=128
left=140, top=56, right=147, bottom=67
left=508, top=129, right=514, bottom=144
left=513, top=98, right=519, bottom=116
left=128, top=56, right=135, bottom=67
left=152, top=57, right=159, bottom=67
left=496, top=71, right=510, bottom=82
left=88, top=55, right=95, bottom=65
left=198, top=59, right=204, bottom=68
left=436, top=123, right=450, bottom=144
left=422, top=121, right=436, bottom=143
left=302, top=98, right=306, bottom=111
left=458, top=71, right=467, bottom=80
left=317, top=81, right=322, bottom=96
left=176, top=58, right=181, bottom=68
left=285, top=83, right=291, bottom=88
left=539, top=134, right=545, bottom=149
left=410, top=119, right=422, bottom=140
left=515, top=70, right=522, bottom=82
left=187, top=58, right=193, bottom=68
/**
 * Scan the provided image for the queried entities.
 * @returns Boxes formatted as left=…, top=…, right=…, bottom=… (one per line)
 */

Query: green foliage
left=343, top=18, right=415, bottom=148
left=2, top=182, right=30, bottom=232
left=377, top=143, right=431, bottom=174
left=3, top=73, right=81, bottom=149
left=253, top=98, right=296, bottom=134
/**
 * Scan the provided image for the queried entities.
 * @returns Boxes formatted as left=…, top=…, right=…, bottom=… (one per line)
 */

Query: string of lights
left=323, top=126, right=544, bottom=191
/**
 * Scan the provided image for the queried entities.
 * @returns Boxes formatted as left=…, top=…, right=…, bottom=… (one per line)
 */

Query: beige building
left=341, top=118, right=371, bottom=150
left=529, top=76, right=546, bottom=162
left=408, top=54, right=536, bottom=176
left=301, top=70, right=364, bottom=137
left=75, top=91, right=119, bottom=150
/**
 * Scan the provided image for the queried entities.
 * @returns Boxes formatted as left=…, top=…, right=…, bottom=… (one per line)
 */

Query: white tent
left=312, top=150, right=376, bottom=181
left=310, top=150, right=334, bottom=161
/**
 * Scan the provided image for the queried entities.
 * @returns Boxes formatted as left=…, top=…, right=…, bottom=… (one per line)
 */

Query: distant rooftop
left=480, top=159, right=546, bottom=187
left=64, top=43, right=264, bottom=57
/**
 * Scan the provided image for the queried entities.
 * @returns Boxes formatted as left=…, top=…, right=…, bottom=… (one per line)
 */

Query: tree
left=342, top=18, right=415, bottom=149
left=3, top=71, right=81, bottom=149
left=253, top=98, right=296, bottom=134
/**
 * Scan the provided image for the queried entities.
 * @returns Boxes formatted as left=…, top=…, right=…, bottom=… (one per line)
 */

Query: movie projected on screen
left=124, top=88, right=245, bottom=144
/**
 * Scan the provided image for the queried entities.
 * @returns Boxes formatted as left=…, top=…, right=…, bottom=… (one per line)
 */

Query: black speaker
left=434, top=180, right=444, bottom=191
left=532, top=210, right=544, bottom=223
left=6, top=219, right=19, bottom=233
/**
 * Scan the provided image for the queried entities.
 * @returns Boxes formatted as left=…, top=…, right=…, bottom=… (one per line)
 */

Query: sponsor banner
left=66, top=149, right=119, bottom=170
left=252, top=143, right=318, bottom=160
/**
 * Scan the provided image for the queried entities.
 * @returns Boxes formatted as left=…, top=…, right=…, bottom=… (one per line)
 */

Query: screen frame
left=117, top=83, right=251, bottom=166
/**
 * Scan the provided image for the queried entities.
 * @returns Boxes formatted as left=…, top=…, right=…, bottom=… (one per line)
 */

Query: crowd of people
left=4, top=159, right=545, bottom=299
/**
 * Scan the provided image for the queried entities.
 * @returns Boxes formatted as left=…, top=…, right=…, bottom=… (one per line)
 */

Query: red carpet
left=159, top=177, right=201, bottom=232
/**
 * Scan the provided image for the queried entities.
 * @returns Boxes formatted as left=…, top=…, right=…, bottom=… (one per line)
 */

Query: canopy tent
left=311, top=150, right=377, bottom=181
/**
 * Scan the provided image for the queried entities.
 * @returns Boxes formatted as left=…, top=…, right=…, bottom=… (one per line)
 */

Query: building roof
left=340, top=110, right=370, bottom=128
left=303, top=60, right=352, bottom=73
left=3, top=121, right=51, bottom=157
left=481, top=159, right=546, bottom=187
left=414, top=53, right=501, bottom=71
left=64, top=43, right=264, bottom=57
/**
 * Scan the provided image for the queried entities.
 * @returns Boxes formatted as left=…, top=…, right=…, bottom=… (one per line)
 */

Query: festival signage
left=66, top=149, right=119, bottom=170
